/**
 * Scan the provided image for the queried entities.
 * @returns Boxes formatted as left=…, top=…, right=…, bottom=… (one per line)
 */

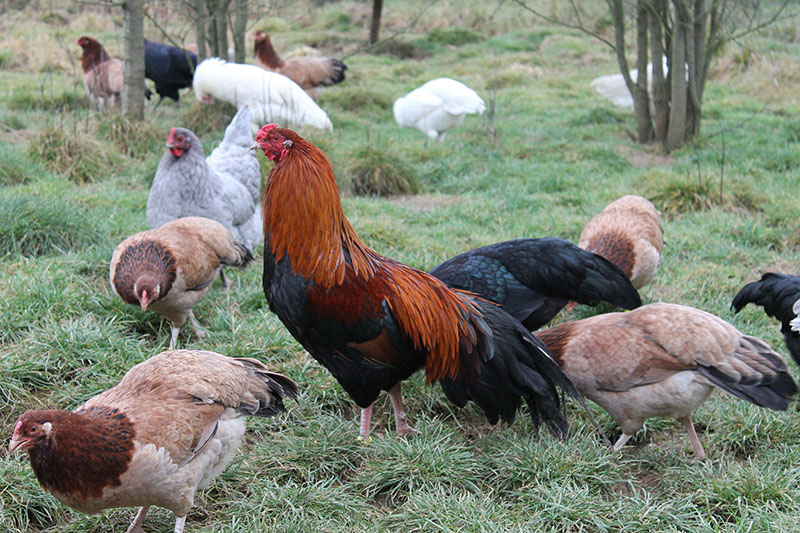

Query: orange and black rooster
left=251, top=125, right=578, bottom=440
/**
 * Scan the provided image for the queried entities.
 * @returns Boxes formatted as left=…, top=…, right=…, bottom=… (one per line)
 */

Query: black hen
left=439, top=298, right=579, bottom=436
left=144, top=39, right=198, bottom=108
left=732, top=272, right=800, bottom=366
left=430, top=237, right=642, bottom=330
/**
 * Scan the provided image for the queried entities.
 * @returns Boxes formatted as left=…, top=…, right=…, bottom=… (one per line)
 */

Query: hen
left=77, top=36, right=125, bottom=110
left=393, top=78, right=486, bottom=141
left=732, top=272, right=800, bottom=366
left=536, top=303, right=797, bottom=459
left=430, top=237, right=642, bottom=330
left=9, top=349, right=298, bottom=533
left=193, top=57, right=333, bottom=132
left=110, top=217, right=253, bottom=349
left=144, top=38, right=198, bottom=108
left=251, top=124, right=578, bottom=440
left=579, top=195, right=663, bottom=289
left=253, top=30, right=347, bottom=101
left=146, top=105, right=262, bottom=252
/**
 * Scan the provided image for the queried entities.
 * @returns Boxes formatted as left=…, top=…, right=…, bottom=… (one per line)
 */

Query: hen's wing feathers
left=81, top=350, right=296, bottom=464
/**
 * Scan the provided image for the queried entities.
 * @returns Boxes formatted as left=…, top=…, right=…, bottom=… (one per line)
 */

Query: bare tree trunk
left=649, top=0, right=669, bottom=142
left=194, top=1, right=208, bottom=62
left=370, top=0, right=383, bottom=44
left=634, top=0, right=654, bottom=143
left=232, top=0, right=248, bottom=63
left=666, top=0, right=689, bottom=150
left=214, top=0, right=231, bottom=58
left=122, top=0, right=145, bottom=120
left=206, top=0, right=218, bottom=56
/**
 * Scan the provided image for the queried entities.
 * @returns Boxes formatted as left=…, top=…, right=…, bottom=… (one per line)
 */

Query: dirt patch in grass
left=615, top=144, right=674, bottom=168
left=390, top=194, right=465, bottom=211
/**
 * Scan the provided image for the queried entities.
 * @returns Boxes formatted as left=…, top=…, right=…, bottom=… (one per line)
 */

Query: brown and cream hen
left=536, top=303, right=797, bottom=459
left=578, top=195, right=663, bottom=289
left=110, top=216, right=252, bottom=349
left=252, top=30, right=346, bottom=100
left=9, top=349, right=298, bottom=533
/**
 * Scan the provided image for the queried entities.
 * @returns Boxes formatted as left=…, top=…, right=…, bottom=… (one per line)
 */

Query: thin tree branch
left=513, top=0, right=616, bottom=49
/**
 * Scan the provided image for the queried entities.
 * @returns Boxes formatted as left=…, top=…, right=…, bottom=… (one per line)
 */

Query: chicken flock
left=7, top=24, right=799, bottom=533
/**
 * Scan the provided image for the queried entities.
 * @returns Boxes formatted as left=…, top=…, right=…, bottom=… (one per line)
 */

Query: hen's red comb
left=255, top=124, right=279, bottom=143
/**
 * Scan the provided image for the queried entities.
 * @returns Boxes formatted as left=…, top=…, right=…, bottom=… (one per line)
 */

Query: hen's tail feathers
left=237, top=357, right=299, bottom=417
left=697, top=335, right=797, bottom=410
left=731, top=272, right=800, bottom=365
left=440, top=300, right=580, bottom=438
left=225, top=242, right=254, bottom=268
left=324, top=58, right=347, bottom=85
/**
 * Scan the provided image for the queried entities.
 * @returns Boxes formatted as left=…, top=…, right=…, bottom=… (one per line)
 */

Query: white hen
left=393, top=78, right=486, bottom=142
left=146, top=106, right=263, bottom=252
left=193, top=57, right=333, bottom=132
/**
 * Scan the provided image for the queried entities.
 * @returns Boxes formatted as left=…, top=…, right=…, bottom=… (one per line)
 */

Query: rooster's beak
left=249, top=141, right=260, bottom=152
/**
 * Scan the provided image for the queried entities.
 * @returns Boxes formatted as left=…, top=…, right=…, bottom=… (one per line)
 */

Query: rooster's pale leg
left=359, top=405, right=373, bottom=441
left=680, top=415, right=707, bottom=460
left=125, top=506, right=149, bottom=533
left=174, top=515, right=187, bottom=533
left=389, top=383, right=420, bottom=437
left=612, top=433, right=632, bottom=451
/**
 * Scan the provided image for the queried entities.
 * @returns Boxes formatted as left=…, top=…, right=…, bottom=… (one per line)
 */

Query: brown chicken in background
left=9, top=349, right=298, bottom=533
left=77, top=36, right=124, bottom=110
left=77, top=36, right=150, bottom=110
left=578, top=195, right=663, bottom=289
left=536, top=303, right=797, bottom=459
left=110, top=217, right=252, bottom=349
left=252, top=30, right=347, bottom=100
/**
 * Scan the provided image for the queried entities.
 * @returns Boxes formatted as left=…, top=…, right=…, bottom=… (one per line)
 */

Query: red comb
left=255, top=124, right=278, bottom=142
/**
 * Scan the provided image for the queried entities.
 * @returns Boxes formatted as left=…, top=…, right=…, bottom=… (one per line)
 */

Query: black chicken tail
left=731, top=272, right=800, bottom=366
left=440, top=299, right=580, bottom=438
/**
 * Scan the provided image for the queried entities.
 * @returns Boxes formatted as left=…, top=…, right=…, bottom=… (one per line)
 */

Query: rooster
left=251, top=125, right=578, bottom=440
left=536, top=303, right=797, bottom=459
left=144, top=38, right=198, bottom=108
left=253, top=30, right=347, bottom=101
left=193, top=57, right=333, bottom=133
left=430, top=237, right=642, bottom=330
left=146, top=105, right=262, bottom=252
left=393, top=78, right=486, bottom=142
left=732, top=272, right=800, bottom=366
left=9, top=349, right=298, bottom=533
left=110, top=217, right=253, bottom=349
left=578, top=195, right=663, bottom=289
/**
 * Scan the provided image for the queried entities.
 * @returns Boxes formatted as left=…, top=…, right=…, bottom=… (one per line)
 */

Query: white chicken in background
left=393, top=77, right=486, bottom=141
left=146, top=106, right=262, bottom=254
left=192, top=57, right=333, bottom=132
left=590, top=56, right=673, bottom=108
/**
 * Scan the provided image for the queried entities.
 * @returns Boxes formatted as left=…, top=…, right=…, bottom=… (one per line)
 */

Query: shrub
left=0, top=144, right=45, bottom=186
left=96, top=114, right=163, bottom=159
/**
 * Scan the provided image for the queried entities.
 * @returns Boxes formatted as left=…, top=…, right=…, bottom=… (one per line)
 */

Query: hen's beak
left=249, top=141, right=260, bottom=152
left=8, top=437, right=26, bottom=454
left=165, top=142, right=174, bottom=149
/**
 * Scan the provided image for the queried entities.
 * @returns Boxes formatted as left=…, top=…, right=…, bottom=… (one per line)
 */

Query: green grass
left=2, top=0, right=800, bottom=531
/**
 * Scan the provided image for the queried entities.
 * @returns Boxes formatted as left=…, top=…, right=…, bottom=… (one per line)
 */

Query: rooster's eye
left=29, top=425, right=38, bottom=433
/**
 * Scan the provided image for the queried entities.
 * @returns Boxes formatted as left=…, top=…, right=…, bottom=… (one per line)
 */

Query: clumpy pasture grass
left=2, top=0, right=800, bottom=532
left=0, top=191, right=104, bottom=258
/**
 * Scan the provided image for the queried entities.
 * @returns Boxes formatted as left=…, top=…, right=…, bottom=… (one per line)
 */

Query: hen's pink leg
left=358, top=404, right=373, bottom=441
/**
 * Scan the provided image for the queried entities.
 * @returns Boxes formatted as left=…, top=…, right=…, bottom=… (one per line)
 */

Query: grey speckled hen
left=146, top=106, right=262, bottom=252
